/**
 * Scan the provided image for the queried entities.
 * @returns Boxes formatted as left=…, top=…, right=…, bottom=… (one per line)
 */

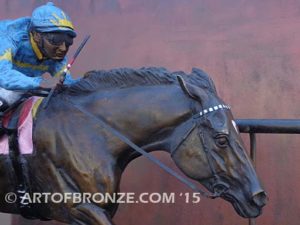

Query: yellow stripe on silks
left=30, top=33, right=43, bottom=60
left=51, top=12, right=74, bottom=29
left=13, top=60, right=49, bottom=71
left=1, top=48, right=47, bottom=71
left=0, top=49, right=13, bottom=61
left=32, top=98, right=44, bottom=119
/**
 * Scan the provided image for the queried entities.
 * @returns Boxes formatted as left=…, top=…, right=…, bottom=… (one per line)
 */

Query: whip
left=43, top=35, right=91, bottom=109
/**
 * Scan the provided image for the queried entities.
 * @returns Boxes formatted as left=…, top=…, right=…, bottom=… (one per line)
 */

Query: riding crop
left=43, top=35, right=91, bottom=109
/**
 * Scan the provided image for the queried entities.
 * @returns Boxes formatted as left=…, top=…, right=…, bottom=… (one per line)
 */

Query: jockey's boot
left=0, top=98, right=9, bottom=137
left=0, top=112, right=4, bottom=136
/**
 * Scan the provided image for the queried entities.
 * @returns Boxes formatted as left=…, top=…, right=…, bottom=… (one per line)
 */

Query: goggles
left=42, top=32, right=74, bottom=47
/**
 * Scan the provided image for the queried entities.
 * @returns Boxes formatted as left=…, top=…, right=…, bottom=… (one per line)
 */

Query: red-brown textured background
left=1, top=0, right=300, bottom=225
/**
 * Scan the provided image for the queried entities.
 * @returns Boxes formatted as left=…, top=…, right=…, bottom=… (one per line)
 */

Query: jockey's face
left=33, top=32, right=74, bottom=61
left=42, top=32, right=73, bottom=60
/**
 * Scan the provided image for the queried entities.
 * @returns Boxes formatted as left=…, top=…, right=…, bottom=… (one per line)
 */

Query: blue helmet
left=30, top=2, right=76, bottom=37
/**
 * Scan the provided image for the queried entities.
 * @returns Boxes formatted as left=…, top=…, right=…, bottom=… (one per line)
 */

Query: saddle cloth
left=0, top=97, right=43, bottom=155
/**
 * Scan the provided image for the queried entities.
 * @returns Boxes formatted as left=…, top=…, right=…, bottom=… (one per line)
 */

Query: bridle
left=189, top=103, right=232, bottom=197
left=62, top=91, right=232, bottom=199
left=169, top=100, right=232, bottom=198
left=172, top=75, right=233, bottom=198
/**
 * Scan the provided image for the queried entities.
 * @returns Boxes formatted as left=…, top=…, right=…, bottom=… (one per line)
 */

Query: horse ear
left=177, top=75, right=196, bottom=99
left=176, top=75, right=208, bottom=103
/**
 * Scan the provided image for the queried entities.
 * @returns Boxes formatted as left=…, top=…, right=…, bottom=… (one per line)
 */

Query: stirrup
left=0, top=121, right=5, bottom=137
left=0, top=96, right=32, bottom=137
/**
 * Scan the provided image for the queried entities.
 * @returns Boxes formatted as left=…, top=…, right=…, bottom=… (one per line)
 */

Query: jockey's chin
left=51, top=56, right=65, bottom=61
left=51, top=53, right=66, bottom=61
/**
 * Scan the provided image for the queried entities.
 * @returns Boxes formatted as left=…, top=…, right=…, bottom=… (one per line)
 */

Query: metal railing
left=236, top=119, right=300, bottom=225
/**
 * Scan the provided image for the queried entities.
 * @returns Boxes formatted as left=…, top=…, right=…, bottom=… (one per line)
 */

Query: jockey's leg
left=0, top=88, right=24, bottom=135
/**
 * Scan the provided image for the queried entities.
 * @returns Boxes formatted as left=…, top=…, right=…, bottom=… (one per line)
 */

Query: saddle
left=0, top=89, right=49, bottom=220
left=0, top=96, right=43, bottom=154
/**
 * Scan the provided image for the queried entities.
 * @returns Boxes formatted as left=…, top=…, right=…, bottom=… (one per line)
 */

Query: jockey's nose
left=58, top=42, right=67, bottom=51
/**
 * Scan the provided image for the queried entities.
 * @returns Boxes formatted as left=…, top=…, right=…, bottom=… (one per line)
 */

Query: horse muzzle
left=222, top=188, right=268, bottom=218
left=251, top=190, right=268, bottom=207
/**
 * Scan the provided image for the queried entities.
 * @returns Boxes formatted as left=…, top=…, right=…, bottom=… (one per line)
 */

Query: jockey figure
left=0, top=2, right=77, bottom=135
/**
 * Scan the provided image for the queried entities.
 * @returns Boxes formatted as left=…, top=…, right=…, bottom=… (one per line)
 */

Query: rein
left=62, top=97, right=229, bottom=199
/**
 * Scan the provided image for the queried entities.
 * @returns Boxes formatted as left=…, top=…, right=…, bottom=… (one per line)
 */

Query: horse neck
left=82, top=84, right=192, bottom=153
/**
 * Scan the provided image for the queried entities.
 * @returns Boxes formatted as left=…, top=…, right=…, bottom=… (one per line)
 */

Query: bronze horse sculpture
left=0, top=67, right=267, bottom=224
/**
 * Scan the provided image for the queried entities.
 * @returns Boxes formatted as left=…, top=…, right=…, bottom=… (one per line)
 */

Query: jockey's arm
left=0, top=38, right=42, bottom=90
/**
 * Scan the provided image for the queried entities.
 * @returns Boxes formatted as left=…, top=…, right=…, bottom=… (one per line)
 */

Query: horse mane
left=66, top=67, right=217, bottom=95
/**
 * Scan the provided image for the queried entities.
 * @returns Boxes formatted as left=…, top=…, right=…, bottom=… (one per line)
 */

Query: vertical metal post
left=249, top=133, right=256, bottom=225
left=250, top=133, right=256, bottom=167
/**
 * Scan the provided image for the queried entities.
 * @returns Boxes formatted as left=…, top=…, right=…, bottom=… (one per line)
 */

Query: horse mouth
left=222, top=193, right=262, bottom=218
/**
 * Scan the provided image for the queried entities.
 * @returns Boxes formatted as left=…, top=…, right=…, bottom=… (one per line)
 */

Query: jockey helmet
left=30, top=2, right=76, bottom=37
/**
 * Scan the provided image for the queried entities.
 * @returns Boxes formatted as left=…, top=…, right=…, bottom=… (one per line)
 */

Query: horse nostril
left=252, top=191, right=268, bottom=207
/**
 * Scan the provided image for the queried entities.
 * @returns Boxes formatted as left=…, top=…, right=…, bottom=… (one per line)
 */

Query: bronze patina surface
left=0, top=67, right=266, bottom=224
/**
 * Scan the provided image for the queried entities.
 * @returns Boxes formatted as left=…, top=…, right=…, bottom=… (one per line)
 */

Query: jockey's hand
left=39, top=73, right=61, bottom=89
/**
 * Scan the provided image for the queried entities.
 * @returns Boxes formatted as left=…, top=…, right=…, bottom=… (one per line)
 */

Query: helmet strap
left=39, top=38, right=48, bottom=58
left=33, top=31, right=49, bottom=59
left=30, top=32, right=45, bottom=60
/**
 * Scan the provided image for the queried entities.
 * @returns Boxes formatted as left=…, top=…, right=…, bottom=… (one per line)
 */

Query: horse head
left=170, top=73, right=267, bottom=218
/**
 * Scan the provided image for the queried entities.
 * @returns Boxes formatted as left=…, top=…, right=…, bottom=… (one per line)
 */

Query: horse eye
left=216, top=136, right=229, bottom=148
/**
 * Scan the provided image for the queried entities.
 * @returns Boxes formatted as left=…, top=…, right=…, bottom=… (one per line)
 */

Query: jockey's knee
left=0, top=98, right=9, bottom=113
left=0, top=88, right=23, bottom=112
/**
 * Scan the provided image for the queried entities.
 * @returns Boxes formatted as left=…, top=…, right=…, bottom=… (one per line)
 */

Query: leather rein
left=62, top=86, right=231, bottom=200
